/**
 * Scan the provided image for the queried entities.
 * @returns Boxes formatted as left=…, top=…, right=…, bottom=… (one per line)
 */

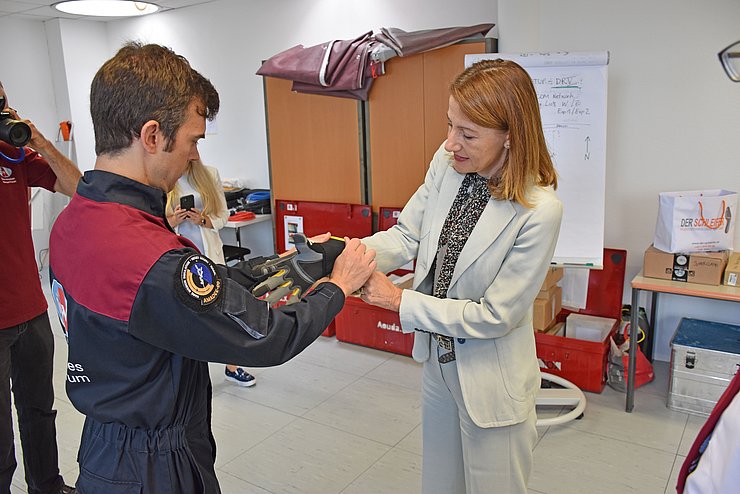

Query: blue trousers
left=0, top=312, right=64, bottom=494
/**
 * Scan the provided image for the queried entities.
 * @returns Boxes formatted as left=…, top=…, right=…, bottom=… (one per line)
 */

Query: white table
left=626, top=273, right=740, bottom=412
left=224, top=214, right=272, bottom=247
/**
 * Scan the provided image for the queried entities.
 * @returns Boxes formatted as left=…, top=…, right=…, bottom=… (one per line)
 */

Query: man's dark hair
left=90, top=42, right=219, bottom=156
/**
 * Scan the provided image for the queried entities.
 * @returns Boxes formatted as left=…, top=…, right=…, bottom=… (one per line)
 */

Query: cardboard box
left=544, top=321, right=565, bottom=336
left=540, top=267, right=563, bottom=291
left=724, top=251, right=740, bottom=286
left=533, top=298, right=550, bottom=331
left=643, top=244, right=729, bottom=286
left=533, top=285, right=562, bottom=331
left=554, top=286, right=562, bottom=321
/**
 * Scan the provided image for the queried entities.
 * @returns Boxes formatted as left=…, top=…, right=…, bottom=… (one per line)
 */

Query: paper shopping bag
left=654, top=189, right=736, bottom=253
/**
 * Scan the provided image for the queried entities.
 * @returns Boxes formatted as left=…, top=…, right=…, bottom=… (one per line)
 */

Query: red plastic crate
left=535, top=248, right=626, bottom=393
left=378, top=207, right=402, bottom=232
left=334, top=296, right=414, bottom=356
left=378, top=206, right=413, bottom=277
left=536, top=323, right=618, bottom=392
left=274, top=199, right=372, bottom=252
left=274, top=199, right=373, bottom=336
left=322, top=320, right=336, bottom=337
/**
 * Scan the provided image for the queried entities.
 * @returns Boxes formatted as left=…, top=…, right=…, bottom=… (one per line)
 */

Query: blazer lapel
left=449, top=198, right=516, bottom=289
left=428, top=167, right=465, bottom=263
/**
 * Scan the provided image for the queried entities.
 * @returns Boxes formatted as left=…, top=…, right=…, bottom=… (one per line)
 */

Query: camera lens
left=0, top=118, right=32, bottom=147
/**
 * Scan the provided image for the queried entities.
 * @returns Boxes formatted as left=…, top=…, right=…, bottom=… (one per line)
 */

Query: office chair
left=222, top=245, right=251, bottom=265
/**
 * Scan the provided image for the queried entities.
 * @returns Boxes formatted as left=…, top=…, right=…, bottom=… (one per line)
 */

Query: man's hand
left=168, top=206, right=190, bottom=227
left=6, top=108, right=46, bottom=150
left=23, top=119, right=47, bottom=151
left=360, top=271, right=402, bottom=312
left=326, top=237, right=376, bottom=297
left=7, top=108, right=81, bottom=196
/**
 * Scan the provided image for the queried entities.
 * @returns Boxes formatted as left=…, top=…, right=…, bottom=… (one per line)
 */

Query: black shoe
left=60, top=485, right=76, bottom=494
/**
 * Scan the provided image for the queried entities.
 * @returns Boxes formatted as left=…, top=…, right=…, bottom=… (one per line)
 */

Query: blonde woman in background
left=167, top=158, right=257, bottom=387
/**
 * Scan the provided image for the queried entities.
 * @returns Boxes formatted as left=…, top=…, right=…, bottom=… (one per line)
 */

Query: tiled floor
left=11, top=301, right=702, bottom=494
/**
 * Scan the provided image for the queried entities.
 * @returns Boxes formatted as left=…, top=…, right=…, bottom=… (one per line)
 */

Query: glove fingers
left=252, top=269, right=289, bottom=298
left=284, top=288, right=302, bottom=306
left=263, top=282, right=293, bottom=306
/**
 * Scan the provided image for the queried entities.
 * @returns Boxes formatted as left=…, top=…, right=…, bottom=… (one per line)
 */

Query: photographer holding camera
left=0, top=81, right=80, bottom=494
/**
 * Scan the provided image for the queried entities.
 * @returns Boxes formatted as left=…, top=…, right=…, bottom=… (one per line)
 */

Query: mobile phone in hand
left=180, top=194, right=195, bottom=211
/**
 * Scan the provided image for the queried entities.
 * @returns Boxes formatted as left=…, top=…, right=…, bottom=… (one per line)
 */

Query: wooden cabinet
left=264, top=39, right=495, bottom=211
left=264, top=77, right=363, bottom=204
left=367, top=40, right=490, bottom=211
left=365, top=53, right=426, bottom=213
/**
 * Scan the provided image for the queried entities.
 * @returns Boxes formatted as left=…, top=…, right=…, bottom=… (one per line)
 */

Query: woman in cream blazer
left=361, top=59, right=563, bottom=494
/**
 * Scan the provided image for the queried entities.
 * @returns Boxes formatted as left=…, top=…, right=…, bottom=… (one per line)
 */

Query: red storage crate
left=323, top=321, right=336, bottom=337
left=378, top=206, right=413, bottom=276
left=536, top=323, right=618, bottom=392
left=335, top=296, right=414, bottom=356
left=378, top=207, right=402, bottom=232
left=274, top=199, right=372, bottom=252
left=275, top=199, right=372, bottom=337
left=535, top=248, right=626, bottom=393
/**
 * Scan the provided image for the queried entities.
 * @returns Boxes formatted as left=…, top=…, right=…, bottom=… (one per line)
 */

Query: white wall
left=499, top=0, right=740, bottom=360
left=4, top=0, right=496, bottom=266
left=0, top=19, right=57, bottom=134
left=103, top=0, right=497, bottom=186
left=54, top=19, right=110, bottom=172
left=1, top=17, right=62, bottom=271
left=6, top=1, right=738, bottom=358
left=100, top=0, right=496, bottom=256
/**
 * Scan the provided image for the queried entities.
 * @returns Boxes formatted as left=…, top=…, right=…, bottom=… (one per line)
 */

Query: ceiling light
left=54, top=1, right=160, bottom=17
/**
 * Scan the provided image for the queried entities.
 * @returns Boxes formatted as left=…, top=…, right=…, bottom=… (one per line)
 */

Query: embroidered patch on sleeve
left=176, top=254, right=223, bottom=310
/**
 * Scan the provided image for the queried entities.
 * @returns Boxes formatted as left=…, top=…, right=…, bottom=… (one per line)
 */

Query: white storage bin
left=566, top=313, right=617, bottom=342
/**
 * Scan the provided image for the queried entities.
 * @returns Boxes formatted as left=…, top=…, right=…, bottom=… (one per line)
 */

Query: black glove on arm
left=235, top=234, right=346, bottom=304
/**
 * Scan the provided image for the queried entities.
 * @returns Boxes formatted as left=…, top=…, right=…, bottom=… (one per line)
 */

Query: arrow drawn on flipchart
left=584, top=136, right=591, bottom=160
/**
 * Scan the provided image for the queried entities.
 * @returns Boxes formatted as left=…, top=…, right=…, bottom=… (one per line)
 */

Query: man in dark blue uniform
left=48, top=42, right=376, bottom=494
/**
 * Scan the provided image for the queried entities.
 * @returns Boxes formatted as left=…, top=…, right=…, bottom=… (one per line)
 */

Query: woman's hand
left=184, top=207, right=209, bottom=228
left=360, top=271, right=402, bottom=312
left=169, top=206, right=190, bottom=227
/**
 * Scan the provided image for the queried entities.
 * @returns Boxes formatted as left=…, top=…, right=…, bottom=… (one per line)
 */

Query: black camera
left=0, top=96, right=32, bottom=147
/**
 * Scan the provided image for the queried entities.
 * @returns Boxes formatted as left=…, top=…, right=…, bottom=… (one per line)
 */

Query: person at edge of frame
left=0, top=80, right=80, bottom=494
